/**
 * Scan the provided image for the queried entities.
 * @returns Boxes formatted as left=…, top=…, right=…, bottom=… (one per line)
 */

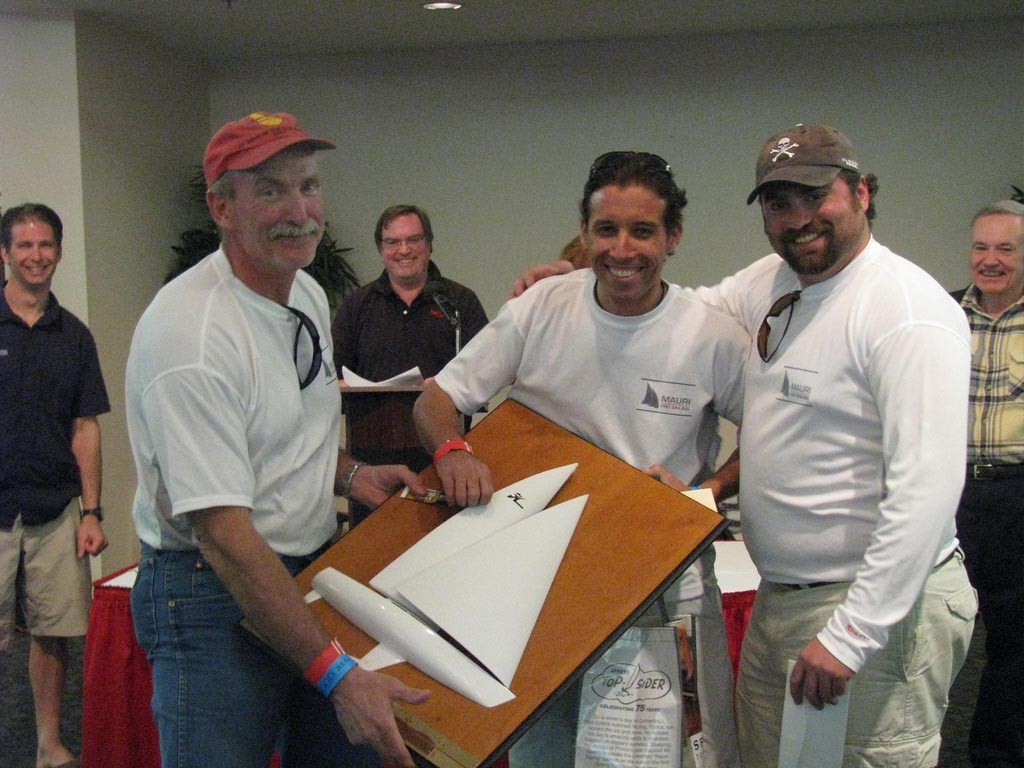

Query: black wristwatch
left=80, top=506, right=104, bottom=522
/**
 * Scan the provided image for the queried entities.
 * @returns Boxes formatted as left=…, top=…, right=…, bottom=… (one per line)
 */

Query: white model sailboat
left=309, top=464, right=585, bottom=708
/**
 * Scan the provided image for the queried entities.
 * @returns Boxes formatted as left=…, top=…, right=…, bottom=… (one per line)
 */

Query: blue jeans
left=131, top=544, right=379, bottom=768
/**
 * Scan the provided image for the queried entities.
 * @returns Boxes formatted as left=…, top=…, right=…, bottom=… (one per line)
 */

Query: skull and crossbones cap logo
left=746, top=123, right=860, bottom=204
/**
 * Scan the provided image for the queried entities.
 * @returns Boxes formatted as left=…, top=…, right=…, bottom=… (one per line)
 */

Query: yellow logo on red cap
left=248, top=112, right=284, bottom=127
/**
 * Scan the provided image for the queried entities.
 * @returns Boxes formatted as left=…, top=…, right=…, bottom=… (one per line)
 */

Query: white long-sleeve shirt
left=694, top=238, right=970, bottom=671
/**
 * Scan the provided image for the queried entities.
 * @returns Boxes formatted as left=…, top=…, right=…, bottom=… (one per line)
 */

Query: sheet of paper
left=342, top=365, right=423, bottom=386
left=712, top=540, right=760, bottom=594
left=681, top=487, right=716, bottom=511
left=778, top=659, right=850, bottom=768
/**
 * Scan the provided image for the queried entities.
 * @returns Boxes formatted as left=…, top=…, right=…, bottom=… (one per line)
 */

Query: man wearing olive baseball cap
left=745, top=123, right=861, bottom=205
left=696, top=124, right=975, bottom=766
left=127, top=112, right=429, bottom=768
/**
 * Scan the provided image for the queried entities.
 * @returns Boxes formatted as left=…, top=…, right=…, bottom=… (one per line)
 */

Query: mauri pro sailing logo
left=638, top=378, right=695, bottom=416
left=776, top=366, right=816, bottom=406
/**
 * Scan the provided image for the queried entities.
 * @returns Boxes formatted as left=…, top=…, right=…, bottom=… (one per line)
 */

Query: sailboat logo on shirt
left=638, top=379, right=693, bottom=415
left=642, top=384, right=660, bottom=408
left=778, top=369, right=814, bottom=406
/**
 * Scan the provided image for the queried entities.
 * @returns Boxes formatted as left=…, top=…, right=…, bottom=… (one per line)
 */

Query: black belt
left=967, top=463, right=1024, bottom=480
left=777, top=580, right=836, bottom=590
left=774, top=548, right=960, bottom=591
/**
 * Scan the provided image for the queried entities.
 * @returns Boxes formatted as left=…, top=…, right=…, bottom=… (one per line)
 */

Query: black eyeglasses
left=287, top=306, right=323, bottom=390
left=589, top=151, right=672, bottom=179
left=757, top=291, right=801, bottom=363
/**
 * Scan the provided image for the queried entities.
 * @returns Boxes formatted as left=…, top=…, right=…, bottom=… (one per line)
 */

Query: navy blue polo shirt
left=0, top=284, right=110, bottom=528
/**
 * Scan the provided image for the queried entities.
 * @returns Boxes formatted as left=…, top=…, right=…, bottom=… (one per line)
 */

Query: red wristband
left=304, top=639, right=345, bottom=686
left=433, top=438, right=473, bottom=463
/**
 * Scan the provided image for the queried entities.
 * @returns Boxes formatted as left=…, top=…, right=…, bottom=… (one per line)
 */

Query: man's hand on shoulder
left=508, top=259, right=575, bottom=298
left=331, top=665, right=429, bottom=767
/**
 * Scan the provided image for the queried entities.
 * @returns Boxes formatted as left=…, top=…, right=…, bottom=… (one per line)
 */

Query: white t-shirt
left=695, top=238, right=971, bottom=670
left=126, top=249, right=341, bottom=556
left=436, top=268, right=749, bottom=608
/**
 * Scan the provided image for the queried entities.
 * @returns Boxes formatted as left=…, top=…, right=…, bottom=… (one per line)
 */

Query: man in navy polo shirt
left=0, top=202, right=110, bottom=768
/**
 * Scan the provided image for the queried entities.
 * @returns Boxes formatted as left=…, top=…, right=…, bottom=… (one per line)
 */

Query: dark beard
left=777, top=230, right=842, bottom=277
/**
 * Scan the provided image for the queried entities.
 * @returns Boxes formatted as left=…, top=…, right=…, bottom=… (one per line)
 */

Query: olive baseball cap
left=747, top=123, right=860, bottom=204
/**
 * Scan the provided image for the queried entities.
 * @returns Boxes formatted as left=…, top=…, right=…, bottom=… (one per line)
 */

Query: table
left=714, top=540, right=760, bottom=680
left=81, top=565, right=160, bottom=768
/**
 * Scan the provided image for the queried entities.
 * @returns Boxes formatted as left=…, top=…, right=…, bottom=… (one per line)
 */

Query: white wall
left=209, top=19, right=1023, bottom=320
left=0, top=15, right=88, bottom=316
left=0, top=13, right=209, bottom=574
left=74, top=14, right=209, bottom=572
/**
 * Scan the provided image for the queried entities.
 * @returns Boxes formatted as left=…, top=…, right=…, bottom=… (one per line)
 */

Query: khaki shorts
left=0, top=501, right=92, bottom=650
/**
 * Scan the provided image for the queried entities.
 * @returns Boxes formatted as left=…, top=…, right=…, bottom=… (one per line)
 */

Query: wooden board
left=296, top=399, right=729, bottom=767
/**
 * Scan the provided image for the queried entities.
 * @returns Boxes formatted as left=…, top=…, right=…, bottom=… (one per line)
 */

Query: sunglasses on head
left=589, top=151, right=672, bottom=179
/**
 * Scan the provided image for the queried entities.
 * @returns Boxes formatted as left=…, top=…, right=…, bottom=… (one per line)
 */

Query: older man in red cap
left=126, top=112, right=429, bottom=768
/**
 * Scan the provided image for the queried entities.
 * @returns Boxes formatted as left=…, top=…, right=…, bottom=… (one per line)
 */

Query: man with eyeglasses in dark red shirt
left=332, top=204, right=487, bottom=524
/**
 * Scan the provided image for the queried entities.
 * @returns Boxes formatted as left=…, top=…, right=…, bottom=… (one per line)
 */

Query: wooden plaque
left=296, top=399, right=729, bottom=767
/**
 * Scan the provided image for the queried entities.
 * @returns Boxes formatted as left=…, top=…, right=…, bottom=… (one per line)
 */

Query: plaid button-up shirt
left=962, top=285, right=1024, bottom=464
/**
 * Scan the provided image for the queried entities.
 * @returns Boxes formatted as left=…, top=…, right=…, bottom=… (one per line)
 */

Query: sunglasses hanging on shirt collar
left=287, top=306, right=323, bottom=389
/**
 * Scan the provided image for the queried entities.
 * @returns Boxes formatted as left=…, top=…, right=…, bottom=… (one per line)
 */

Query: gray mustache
left=269, top=220, right=319, bottom=239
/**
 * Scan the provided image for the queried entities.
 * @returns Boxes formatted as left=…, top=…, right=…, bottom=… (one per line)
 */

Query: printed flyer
left=575, top=626, right=683, bottom=768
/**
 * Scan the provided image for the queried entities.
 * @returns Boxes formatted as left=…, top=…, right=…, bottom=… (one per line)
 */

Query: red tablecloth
left=722, top=589, right=757, bottom=681
left=81, top=565, right=160, bottom=768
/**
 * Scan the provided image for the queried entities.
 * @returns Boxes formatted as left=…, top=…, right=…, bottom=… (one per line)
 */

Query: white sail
left=395, top=494, right=588, bottom=687
left=309, top=464, right=585, bottom=708
left=370, top=463, right=578, bottom=601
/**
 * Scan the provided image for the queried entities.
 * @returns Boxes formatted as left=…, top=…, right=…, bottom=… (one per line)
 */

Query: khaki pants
left=735, top=553, right=976, bottom=768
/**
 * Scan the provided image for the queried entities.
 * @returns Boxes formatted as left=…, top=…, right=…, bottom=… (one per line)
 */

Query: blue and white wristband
left=316, top=653, right=358, bottom=697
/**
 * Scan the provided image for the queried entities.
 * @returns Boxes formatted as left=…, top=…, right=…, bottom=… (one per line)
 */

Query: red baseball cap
left=203, top=112, right=336, bottom=186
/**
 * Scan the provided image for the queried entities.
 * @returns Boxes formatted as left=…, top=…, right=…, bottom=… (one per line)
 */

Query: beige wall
left=74, top=14, right=209, bottom=572
left=0, top=15, right=87, bottom=315
left=1, top=12, right=1021, bottom=573
left=209, top=19, right=1023, bottom=319
left=0, top=13, right=208, bottom=574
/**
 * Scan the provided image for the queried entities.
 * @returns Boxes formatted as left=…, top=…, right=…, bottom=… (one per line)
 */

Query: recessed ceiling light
left=422, top=2, right=463, bottom=9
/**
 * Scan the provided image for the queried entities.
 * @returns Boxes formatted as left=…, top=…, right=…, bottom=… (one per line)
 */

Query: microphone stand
left=432, top=291, right=462, bottom=356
